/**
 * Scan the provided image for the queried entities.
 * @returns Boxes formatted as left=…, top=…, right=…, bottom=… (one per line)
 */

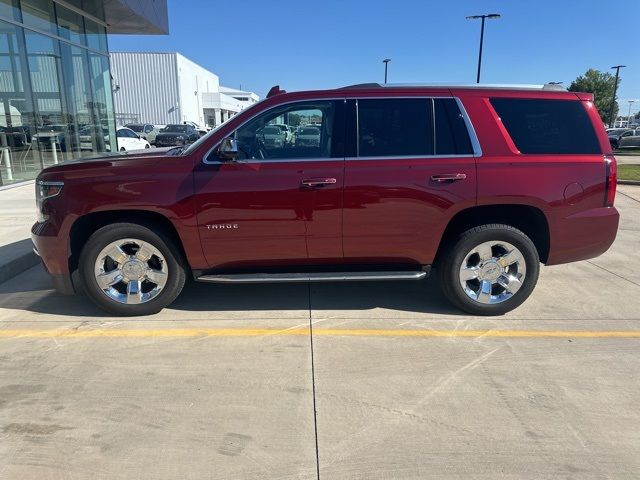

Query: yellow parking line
left=0, top=328, right=640, bottom=339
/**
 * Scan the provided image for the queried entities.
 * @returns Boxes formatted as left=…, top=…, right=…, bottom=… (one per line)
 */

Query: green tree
left=288, top=113, right=301, bottom=127
left=568, top=69, right=620, bottom=125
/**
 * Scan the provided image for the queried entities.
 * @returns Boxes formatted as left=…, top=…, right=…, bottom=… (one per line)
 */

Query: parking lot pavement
left=0, top=186, right=638, bottom=479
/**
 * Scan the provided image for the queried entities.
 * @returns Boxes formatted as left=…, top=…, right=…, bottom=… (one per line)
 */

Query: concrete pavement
left=0, top=182, right=38, bottom=284
left=0, top=186, right=638, bottom=479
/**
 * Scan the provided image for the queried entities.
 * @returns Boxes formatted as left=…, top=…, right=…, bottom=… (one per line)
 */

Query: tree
left=568, top=69, right=620, bottom=125
left=288, top=113, right=301, bottom=127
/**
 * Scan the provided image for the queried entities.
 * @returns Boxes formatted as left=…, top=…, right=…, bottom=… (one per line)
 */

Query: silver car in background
left=295, top=126, right=321, bottom=147
left=618, top=129, right=640, bottom=149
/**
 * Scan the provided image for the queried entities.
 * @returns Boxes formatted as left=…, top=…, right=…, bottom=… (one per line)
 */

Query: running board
left=196, top=270, right=428, bottom=284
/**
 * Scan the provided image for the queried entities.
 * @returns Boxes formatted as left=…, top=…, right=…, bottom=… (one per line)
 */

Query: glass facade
left=0, top=0, right=115, bottom=185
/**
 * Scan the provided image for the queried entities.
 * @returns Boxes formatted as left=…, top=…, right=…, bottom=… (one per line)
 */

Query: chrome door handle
left=301, top=178, right=337, bottom=188
left=430, top=173, right=467, bottom=183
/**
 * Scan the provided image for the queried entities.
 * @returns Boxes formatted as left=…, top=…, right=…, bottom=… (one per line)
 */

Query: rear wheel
left=437, top=224, right=539, bottom=315
left=79, top=223, right=186, bottom=316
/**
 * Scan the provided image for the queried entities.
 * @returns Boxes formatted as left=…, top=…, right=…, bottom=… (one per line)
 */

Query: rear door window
left=434, top=98, right=473, bottom=155
left=357, top=98, right=434, bottom=157
left=490, top=98, right=601, bottom=154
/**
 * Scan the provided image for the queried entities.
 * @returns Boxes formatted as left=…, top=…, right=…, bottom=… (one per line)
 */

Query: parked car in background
left=125, top=123, right=159, bottom=145
left=617, top=129, right=640, bottom=149
left=155, top=124, right=200, bottom=147
left=259, top=125, right=286, bottom=148
left=607, top=128, right=633, bottom=149
left=272, top=124, right=293, bottom=144
left=295, top=126, right=321, bottom=147
left=183, top=121, right=208, bottom=137
left=79, top=126, right=111, bottom=151
left=33, top=83, right=619, bottom=317
left=116, top=127, right=150, bottom=151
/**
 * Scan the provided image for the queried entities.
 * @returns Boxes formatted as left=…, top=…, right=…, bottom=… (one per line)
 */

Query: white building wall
left=175, top=54, right=219, bottom=127
left=110, top=52, right=257, bottom=128
left=110, top=52, right=180, bottom=126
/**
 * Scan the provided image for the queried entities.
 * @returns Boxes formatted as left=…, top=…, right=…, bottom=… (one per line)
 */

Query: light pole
left=383, top=58, right=391, bottom=84
left=466, top=13, right=500, bottom=83
left=627, top=100, right=635, bottom=126
left=608, top=65, right=625, bottom=128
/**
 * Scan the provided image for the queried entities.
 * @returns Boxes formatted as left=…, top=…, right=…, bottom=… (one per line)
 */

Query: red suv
left=32, top=83, right=619, bottom=316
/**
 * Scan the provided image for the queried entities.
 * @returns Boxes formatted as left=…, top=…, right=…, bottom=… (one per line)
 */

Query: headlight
left=36, top=180, right=63, bottom=222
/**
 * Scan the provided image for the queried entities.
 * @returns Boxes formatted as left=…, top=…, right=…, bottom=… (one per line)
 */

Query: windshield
left=162, top=125, right=188, bottom=133
left=608, top=129, right=628, bottom=135
left=126, top=124, right=144, bottom=132
left=262, top=127, right=281, bottom=134
left=180, top=100, right=265, bottom=156
left=300, top=127, right=320, bottom=135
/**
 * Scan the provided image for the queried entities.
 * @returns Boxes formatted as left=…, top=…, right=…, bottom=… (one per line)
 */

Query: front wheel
left=437, top=224, right=540, bottom=316
left=79, top=223, right=186, bottom=316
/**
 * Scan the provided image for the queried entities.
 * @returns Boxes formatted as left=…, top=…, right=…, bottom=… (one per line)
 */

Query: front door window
left=220, top=101, right=337, bottom=161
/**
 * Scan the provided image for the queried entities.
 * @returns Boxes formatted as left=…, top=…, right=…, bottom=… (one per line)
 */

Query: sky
left=108, top=0, right=640, bottom=116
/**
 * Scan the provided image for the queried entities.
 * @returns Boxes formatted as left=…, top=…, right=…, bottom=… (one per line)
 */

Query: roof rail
left=339, top=82, right=567, bottom=91
left=339, top=83, right=382, bottom=89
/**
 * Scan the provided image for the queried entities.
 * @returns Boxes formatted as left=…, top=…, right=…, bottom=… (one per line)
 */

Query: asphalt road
left=0, top=186, right=639, bottom=479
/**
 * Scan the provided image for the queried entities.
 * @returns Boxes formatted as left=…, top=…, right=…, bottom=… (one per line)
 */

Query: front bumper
left=546, top=206, right=620, bottom=265
left=31, top=221, right=75, bottom=295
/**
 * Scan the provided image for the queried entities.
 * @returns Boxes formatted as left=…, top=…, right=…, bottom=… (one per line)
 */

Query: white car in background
left=116, top=127, right=150, bottom=151
left=124, top=123, right=159, bottom=145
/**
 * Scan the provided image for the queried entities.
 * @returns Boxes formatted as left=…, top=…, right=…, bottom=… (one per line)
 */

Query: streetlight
left=466, top=13, right=501, bottom=83
left=608, top=65, right=625, bottom=128
left=627, top=100, right=635, bottom=126
left=383, top=58, right=391, bottom=84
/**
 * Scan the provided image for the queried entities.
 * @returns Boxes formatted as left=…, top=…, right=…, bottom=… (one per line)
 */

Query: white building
left=110, top=52, right=259, bottom=128
left=219, top=86, right=260, bottom=110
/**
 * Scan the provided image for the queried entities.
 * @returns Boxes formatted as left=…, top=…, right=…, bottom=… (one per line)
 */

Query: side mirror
left=218, top=137, right=239, bottom=161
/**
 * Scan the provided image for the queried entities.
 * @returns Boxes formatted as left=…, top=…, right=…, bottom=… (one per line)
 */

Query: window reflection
left=0, top=3, right=115, bottom=184
left=21, top=0, right=56, bottom=35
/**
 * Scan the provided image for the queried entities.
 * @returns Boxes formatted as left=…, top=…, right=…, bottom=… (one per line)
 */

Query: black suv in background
left=154, top=124, right=200, bottom=147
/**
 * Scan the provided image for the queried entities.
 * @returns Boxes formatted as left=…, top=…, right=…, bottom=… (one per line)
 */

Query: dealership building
left=110, top=51, right=259, bottom=129
left=0, top=0, right=168, bottom=185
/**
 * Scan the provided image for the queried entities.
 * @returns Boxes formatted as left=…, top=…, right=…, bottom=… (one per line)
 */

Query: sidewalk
left=0, top=182, right=40, bottom=284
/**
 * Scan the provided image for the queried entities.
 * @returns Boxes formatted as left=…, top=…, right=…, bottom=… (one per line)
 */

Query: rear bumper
left=546, top=206, right=620, bottom=265
left=31, top=222, right=76, bottom=294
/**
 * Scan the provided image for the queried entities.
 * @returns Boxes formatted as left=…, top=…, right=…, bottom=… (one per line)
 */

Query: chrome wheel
left=459, top=241, right=526, bottom=305
left=94, top=238, right=168, bottom=304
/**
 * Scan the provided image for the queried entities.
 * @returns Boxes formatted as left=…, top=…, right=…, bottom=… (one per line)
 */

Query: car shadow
left=0, top=239, right=40, bottom=284
left=0, top=266, right=463, bottom=318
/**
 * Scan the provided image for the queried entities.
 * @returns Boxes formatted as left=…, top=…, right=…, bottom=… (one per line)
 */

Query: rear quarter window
left=490, top=98, right=601, bottom=154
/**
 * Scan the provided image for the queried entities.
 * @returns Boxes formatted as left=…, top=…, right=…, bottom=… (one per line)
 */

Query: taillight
left=604, top=155, right=617, bottom=207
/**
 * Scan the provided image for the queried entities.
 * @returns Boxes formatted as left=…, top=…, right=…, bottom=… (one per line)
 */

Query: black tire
left=144, top=144, right=150, bottom=149
left=78, top=223, right=186, bottom=316
left=437, top=224, right=540, bottom=316
left=120, top=147, right=126, bottom=152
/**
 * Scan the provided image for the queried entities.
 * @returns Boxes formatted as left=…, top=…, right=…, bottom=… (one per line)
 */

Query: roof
left=104, top=0, right=169, bottom=35
left=340, top=83, right=567, bottom=92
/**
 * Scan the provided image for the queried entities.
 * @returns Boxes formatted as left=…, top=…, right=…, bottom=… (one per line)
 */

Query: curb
left=0, top=180, right=35, bottom=192
left=618, top=180, right=640, bottom=186
left=0, top=249, right=39, bottom=285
